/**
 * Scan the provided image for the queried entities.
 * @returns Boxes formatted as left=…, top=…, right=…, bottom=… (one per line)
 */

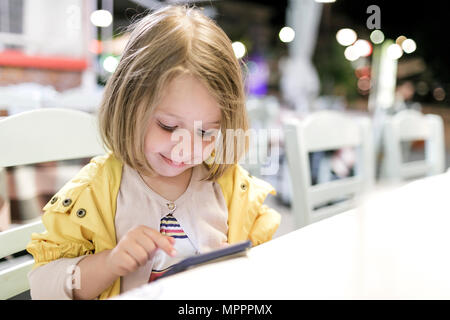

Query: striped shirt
left=148, top=213, right=197, bottom=282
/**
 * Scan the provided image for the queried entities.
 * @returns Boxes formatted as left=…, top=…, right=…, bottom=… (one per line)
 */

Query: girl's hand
left=219, top=241, right=229, bottom=248
left=105, top=225, right=176, bottom=277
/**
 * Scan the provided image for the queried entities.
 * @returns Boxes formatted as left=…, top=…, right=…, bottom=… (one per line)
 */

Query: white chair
left=382, top=109, right=445, bottom=181
left=0, top=108, right=106, bottom=300
left=283, top=110, right=374, bottom=229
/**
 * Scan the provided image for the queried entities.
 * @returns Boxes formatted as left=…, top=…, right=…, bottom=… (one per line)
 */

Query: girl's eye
left=199, top=130, right=215, bottom=138
left=158, top=121, right=177, bottom=132
left=159, top=120, right=213, bottom=138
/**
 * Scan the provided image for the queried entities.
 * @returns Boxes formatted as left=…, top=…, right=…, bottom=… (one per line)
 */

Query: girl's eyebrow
left=157, top=111, right=220, bottom=125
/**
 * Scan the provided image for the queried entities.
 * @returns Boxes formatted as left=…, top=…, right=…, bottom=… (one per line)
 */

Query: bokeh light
left=433, top=87, right=446, bottom=101
left=89, top=39, right=103, bottom=54
left=402, top=39, right=417, bottom=54
left=103, top=55, right=119, bottom=73
left=353, top=39, right=372, bottom=57
left=344, top=45, right=359, bottom=61
left=357, top=76, right=371, bottom=93
left=355, top=66, right=371, bottom=78
left=336, top=28, right=357, bottom=46
left=395, top=35, right=407, bottom=46
left=370, top=30, right=385, bottom=44
left=416, top=81, right=429, bottom=96
left=279, top=27, right=295, bottom=43
left=90, top=10, right=113, bottom=27
left=232, top=41, right=246, bottom=59
left=387, top=43, right=403, bottom=60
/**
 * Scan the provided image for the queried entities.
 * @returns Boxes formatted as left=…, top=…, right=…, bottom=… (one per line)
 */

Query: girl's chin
left=149, top=166, right=188, bottom=178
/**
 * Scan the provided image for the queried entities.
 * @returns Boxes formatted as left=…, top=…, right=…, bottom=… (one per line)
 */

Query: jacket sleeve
left=25, top=197, right=96, bottom=299
left=248, top=204, right=281, bottom=246
left=26, top=194, right=95, bottom=269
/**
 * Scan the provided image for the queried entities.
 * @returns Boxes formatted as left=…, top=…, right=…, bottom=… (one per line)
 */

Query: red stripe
left=149, top=270, right=167, bottom=282
left=160, top=229, right=184, bottom=233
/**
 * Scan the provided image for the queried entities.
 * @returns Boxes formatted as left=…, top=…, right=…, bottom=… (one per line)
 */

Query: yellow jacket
left=26, top=153, right=281, bottom=299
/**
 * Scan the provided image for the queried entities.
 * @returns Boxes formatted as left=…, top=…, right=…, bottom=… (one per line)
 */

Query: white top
left=28, top=163, right=228, bottom=299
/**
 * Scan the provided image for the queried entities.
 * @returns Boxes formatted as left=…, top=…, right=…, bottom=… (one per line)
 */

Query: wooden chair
left=0, top=108, right=105, bottom=300
left=283, top=110, right=374, bottom=229
left=382, top=109, right=445, bottom=181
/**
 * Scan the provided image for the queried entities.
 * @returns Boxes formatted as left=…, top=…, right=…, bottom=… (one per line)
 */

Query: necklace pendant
left=166, top=202, right=176, bottom=213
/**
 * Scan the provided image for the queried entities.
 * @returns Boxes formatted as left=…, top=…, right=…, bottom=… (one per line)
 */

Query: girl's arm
left=72, top=250, right=117, bottom=300
left=27, top=252, right=115, bottom=300
left=28, top=256, right=89, bottom=300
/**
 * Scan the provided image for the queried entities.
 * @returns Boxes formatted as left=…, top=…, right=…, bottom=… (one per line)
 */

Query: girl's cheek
left=145, top=126, right=170, bottom=153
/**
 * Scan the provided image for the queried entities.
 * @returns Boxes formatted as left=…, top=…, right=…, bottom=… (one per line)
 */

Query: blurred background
left=0, top=0, right=450, bottom=235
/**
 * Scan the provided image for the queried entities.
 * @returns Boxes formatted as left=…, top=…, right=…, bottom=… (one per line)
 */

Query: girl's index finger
left=142, top=227, right=177, bottom=257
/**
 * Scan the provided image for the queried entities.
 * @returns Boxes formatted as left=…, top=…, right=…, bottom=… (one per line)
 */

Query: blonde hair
left=98, top=5, right=248, bottom=181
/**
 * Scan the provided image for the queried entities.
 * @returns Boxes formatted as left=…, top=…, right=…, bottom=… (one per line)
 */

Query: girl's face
left=144, top=74, right=222, bottom=178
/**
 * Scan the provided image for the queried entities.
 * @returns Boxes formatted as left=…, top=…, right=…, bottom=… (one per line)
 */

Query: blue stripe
left=160, top=223, right=180, bottom=228
left=171, top=235, right=188, bottom=239
left=162, top=217, right=177, bottom=222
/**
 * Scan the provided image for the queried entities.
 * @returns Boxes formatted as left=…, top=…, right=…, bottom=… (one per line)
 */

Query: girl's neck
left=139, top=167, right=194, bottom=202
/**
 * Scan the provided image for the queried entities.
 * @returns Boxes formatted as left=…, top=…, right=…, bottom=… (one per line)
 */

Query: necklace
left=166, top=201, right=177, bottom=214
left=137, top=172, right=177, bottom=215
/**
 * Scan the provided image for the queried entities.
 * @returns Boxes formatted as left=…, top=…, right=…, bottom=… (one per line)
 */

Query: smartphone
left=156, top=240, right=252, bottom=280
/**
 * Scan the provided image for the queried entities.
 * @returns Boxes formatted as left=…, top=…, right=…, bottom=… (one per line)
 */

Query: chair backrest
left=283, top=110, right=374, bottom=229
left=382, top=109, right=445, bottom=181
left=0, top=108, right=106, bottom=299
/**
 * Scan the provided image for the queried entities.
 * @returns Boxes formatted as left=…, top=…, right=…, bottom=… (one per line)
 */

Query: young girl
left=26, top=5, right=281, bottom=300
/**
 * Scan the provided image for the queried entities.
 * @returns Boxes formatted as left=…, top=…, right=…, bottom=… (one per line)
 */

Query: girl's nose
left=171, top=139, right=211, bottom=165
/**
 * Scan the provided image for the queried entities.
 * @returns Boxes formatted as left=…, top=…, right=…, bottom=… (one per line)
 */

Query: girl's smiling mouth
left=160, top=153, right=186, bottom=168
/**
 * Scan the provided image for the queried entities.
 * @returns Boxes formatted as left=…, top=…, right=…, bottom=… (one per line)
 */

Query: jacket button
left=62, top=198, right=72, bottom=207
left=50, top=197, right=58, bottom=204
left=240, top=183, right=248, bottom=191
left=76, top=208, right=86, bottom=218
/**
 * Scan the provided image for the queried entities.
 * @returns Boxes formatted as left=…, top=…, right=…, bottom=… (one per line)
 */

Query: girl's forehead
left=154, top=74, right=222, bottom=124
left=153, top=95, right=222, bottom=125
left=155, top=108, right=221, bottom=125
left=166, top=74, right=219, bottom=105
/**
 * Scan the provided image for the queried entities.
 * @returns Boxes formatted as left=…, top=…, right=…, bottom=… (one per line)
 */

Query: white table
left=116, top=171, right=450, bottom=299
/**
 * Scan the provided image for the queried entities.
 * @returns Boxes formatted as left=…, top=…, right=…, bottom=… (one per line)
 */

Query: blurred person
left=391, top=80, right=422, bottom=114
left=26, top=5, right=280, bottom=300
